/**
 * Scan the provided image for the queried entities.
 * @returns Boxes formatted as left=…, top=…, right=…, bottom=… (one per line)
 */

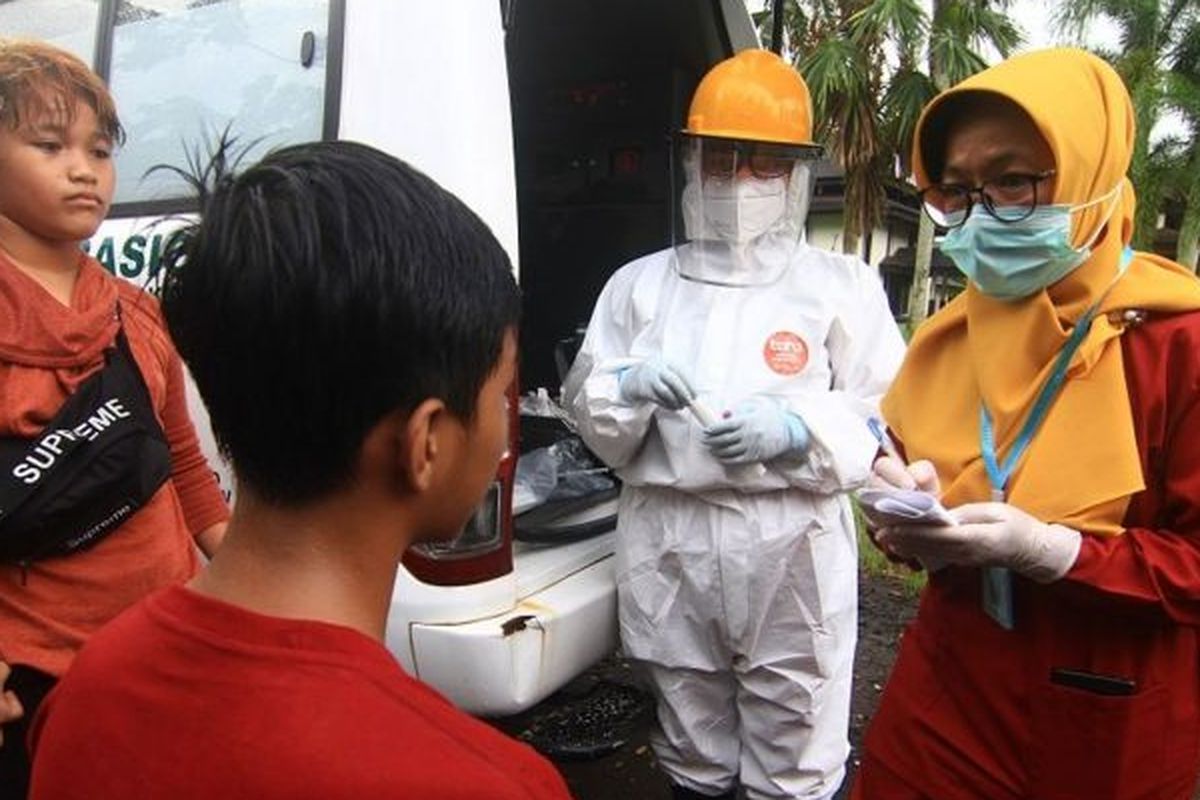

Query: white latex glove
left=618, top=360, right=695, bottom=410
left=703, top=397, right=810, bottom=464
left=868, top=456, right=941, bottom=494
left=876, top=502, right=1082, bottom=583
left=862, top=457, right=943, bottom=570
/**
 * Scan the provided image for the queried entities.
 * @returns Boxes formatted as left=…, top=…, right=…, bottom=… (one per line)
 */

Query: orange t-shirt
left=0, top=253, right=229, bottom=676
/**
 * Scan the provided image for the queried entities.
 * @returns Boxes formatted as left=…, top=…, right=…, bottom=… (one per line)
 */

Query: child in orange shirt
left=0, top=39, right=228, bottom=798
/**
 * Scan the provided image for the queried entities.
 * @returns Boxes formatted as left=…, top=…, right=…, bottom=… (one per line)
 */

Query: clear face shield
left=672, top=134, right=820, bottom=287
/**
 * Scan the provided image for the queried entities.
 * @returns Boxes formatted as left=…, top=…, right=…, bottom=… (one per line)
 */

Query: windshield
left=106, top=0, right=332, bottom=206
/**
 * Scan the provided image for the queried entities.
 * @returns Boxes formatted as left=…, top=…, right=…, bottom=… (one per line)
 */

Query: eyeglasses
left=919, top=170, right=1056, bottom=228
left=698, top=140, right=806, bottom=180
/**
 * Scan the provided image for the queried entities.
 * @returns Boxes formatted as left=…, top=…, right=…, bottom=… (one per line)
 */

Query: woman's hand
left=862, top=456, right=941, bottom=569
left=876, top=502, right=1082, bottom=583
left=869, top=456, right=941, bottom=494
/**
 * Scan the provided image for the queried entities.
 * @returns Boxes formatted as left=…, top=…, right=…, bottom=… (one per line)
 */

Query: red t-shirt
left=28, top=586, right=573, bottom=799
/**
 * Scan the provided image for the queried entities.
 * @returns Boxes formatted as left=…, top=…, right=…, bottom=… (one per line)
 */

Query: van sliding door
left=504, top=0, right=757, bottom=391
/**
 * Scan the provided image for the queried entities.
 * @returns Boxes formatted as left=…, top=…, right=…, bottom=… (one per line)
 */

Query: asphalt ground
left=493, top=655, right=672, bottom=798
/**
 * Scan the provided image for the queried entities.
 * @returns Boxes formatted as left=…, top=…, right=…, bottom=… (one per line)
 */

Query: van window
left=105, top=0, right=335, bottom=208
left=0, top=0, right=99, bottom=64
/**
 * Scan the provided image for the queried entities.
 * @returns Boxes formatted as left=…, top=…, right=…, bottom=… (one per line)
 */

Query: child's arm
left=160, top=344, right=230, bottom=550
left=0, top=663, right=24, bottom=744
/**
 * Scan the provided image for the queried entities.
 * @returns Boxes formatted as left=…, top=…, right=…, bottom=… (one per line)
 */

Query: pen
left=867, top=417, right=903, bottom=463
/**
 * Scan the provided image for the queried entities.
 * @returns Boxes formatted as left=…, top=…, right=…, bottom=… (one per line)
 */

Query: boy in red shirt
left=27, top=141, right=572, bottom=799
left=0, top=39, right=228, bottom=798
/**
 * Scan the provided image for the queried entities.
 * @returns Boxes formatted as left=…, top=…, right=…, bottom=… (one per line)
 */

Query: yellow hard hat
left=685, top=49, right=815, bottom=146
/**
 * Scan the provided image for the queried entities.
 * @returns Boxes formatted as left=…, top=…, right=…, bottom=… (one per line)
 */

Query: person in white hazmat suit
left=563, top=50, right=906, bottom=800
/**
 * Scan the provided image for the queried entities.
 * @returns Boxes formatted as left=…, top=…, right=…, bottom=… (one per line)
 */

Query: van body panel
left=339, top=1, right=520, bottom=273
left=512, top=532, right=616, bottom=601
left=390, top=533, right=617, bottom=630
left=407, top=555, right=617, bottom=717
left=389, top=533, right=616, bottom=713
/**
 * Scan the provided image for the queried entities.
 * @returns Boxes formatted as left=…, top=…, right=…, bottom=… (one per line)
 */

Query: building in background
left=806, top=160, right=964, bottom=321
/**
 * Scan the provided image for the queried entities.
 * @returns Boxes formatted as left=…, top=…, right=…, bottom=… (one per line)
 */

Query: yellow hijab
left=885, top=48, right=1200, bottom=535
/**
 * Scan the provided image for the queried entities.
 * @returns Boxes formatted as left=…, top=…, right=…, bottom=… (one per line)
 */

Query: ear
left=400, top=398, right=449, bottom=494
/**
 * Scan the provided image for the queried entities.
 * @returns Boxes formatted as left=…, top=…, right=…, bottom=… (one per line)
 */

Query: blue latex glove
left=618, top=359, right=695, bottom=410
left=703, top=397, right=810, bottom=464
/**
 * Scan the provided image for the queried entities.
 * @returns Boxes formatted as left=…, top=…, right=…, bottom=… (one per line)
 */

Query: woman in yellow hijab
left=852, top=49, right=1200, bottom=800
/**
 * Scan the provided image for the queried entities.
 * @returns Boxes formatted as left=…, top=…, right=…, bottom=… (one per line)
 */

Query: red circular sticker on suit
left=763, top=331, right=809, bottom=375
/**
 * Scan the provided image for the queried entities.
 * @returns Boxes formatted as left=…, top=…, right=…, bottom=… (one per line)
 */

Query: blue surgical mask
left=940, top=186, right=1121, bottom=301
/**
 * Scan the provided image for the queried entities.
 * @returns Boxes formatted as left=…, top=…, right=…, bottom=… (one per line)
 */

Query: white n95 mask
left=695, top=177, right=788, bottom=244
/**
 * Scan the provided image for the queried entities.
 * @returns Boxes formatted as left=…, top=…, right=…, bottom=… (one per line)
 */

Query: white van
left=2, top=0, right=758, bottom=716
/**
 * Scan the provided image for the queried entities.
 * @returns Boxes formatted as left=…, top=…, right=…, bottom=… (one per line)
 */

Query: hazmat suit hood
left=672, top=135, right=818, bottom=287
left=669, top=49, right=822, bottom=287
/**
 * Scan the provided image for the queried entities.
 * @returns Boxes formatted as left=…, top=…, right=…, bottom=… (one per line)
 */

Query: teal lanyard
left=979, top=247, right=1133, bottom=497
left=979, top=311, right=1094, bottom=633
left=977, top=306, right=1096, bottom=631
left=976, top=247, right=1131, bottom=631
left=979, top=307, right=1096, bottom=496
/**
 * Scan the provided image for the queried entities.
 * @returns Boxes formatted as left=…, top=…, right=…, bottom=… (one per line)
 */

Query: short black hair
left=160, top=140, right=520, bottom=505
left=918, top=91, right=1039, bottom=183
left=918, top=94, right=976, bottom=184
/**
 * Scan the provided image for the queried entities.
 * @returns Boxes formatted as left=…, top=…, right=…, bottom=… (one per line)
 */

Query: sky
left=1008, top=0, right=1108, bottom=53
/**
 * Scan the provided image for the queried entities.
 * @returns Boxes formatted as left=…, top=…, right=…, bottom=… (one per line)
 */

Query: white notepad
left=856, top=488, right=955, bottom=573
left=856, top=488, right=955, bottom=527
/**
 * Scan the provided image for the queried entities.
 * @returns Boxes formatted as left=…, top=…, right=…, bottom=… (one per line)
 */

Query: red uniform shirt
left=28, top=586, right=573, bottom=799
left=860, top=312, right=1200, bottom=800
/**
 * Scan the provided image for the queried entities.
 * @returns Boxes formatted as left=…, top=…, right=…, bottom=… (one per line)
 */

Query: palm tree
left=755, top=1, right=1022, bottom=322
left=1178, top=152, right=1200, bottom=271
left=1055, top=0, right=1200, bottom=258
left=755, top=0, right=900, bottom=257
left=1148, top=30, right=1200, bottom=270
left=886, top=0, right=1022, bottom=325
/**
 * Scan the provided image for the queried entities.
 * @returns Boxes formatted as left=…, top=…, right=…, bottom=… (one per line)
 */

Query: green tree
left=1155, top=40, right=1200, bottom=270
left=888, top=0, right=1022, bottom=324
left=1055, top=0, right=1200, bottom=260
left=755, top=0, right=897, bottom=257
left=1142, top=135, right=1198, bottom=267
left=754, top=0, right=1022, bottom=322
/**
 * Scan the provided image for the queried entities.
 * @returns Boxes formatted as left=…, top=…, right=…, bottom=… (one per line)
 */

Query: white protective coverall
left=563, top=242, right=905, bottom=799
